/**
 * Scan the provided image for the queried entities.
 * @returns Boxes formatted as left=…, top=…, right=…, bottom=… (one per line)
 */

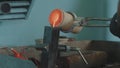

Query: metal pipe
left=75, top=17, right=111, bottom=27
left=84, top=25, right=110, bottom=27
left=86, top=17, right=111, bottom=21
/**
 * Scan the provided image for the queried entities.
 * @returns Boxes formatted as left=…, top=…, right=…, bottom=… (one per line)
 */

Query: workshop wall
left=0, top=0, right=108, bottom=46
left=105, top=0, right=120, bottom=41
left=67, top=0, right=108, bottom=41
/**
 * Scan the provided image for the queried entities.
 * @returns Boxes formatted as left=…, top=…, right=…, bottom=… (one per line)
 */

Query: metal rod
left=77, top=50, right=88, bottom=64
left=87, top=17, right=111, bottom=21
left=75, top=17, right=111, bottom=27
left=84, top=25, right=110, bottom=27
left=76, top=17, right=111, bottom=21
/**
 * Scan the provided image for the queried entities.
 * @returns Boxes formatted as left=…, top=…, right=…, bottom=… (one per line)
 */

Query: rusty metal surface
left=0, top=40, right=119, bottom=68
left=58, top=51, right=107, bottom=68
left=0, top=46, right=42, bottom=61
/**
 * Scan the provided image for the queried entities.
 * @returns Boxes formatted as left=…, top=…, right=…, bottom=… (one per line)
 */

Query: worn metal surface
left=57, top=50, right=107, bottom=68
left=48, top=28, right=60, bottom=68
left=43, top=26, right=52, bottom=45
left=0, top=40, right=119, bottom=68
left=40, top=26, right=53, bottom=68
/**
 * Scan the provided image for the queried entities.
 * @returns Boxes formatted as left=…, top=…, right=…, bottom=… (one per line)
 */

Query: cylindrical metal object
left=49, top=9, right=74, bottom=28
left=49, top=9, right=111, bottom=34
left=49, top=9, right=83, bottom=33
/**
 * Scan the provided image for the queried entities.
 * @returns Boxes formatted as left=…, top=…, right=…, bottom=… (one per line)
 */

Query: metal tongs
left=75, top=17, right=111, bottom=27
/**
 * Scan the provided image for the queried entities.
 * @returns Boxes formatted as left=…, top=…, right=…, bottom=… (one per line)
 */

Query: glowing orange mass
left=49, top=9, right=63, bottom=27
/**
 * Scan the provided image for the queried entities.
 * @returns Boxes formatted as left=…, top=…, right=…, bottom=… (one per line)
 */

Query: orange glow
left=11, top=48, right=26, bottom=60
left=49, top=9, right=63, bottom=27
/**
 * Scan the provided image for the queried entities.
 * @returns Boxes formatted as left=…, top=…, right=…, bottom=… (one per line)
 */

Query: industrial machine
left=39, top=1, right=120, bottom=67
left=0, top=0, right=119, bottom=68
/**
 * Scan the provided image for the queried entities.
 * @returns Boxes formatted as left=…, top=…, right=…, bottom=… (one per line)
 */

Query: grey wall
left=0, top=0, right=108, bottom=46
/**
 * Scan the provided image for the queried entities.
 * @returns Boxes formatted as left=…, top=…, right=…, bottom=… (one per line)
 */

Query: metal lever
left=85, top=17, right=111, bottom=21
left=77, top=50, right=88, bottom=64
left=58, top=45, right=88, bottom=64
left=68, top=46, right=88, bottom=64
left=75, top=17, right=111, bottom=27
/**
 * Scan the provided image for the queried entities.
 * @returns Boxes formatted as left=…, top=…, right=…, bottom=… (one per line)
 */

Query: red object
left=11, top=48, right=26, bottom=60
left=49, top=9, right=63, bottom=27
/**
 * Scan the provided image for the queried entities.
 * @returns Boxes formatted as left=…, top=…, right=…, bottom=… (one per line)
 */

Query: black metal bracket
left=40, top=26, right=60, bottom=68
